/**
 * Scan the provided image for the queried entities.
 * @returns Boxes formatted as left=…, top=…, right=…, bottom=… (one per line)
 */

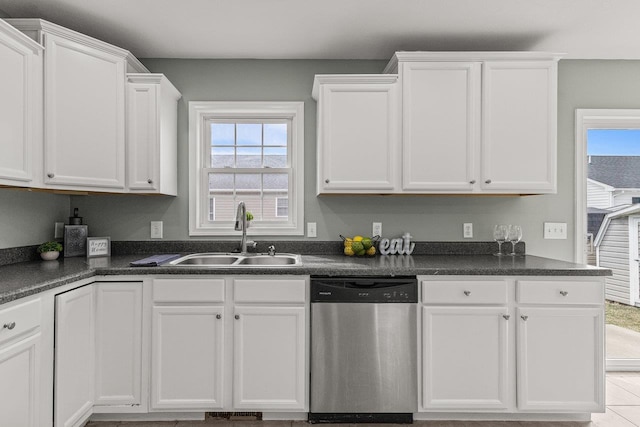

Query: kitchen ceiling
left=0, top=0, right=638, bottom=60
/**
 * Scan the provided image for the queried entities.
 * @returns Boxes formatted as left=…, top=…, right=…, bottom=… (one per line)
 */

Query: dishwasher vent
left=206, top=412, right=261, bottom=421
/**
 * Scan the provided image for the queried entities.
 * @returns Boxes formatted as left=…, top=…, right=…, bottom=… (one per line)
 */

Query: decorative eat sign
left=378, top=233, right=415, bottom=255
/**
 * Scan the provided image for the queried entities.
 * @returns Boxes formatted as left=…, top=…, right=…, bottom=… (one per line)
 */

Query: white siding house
left=595, top=205, right=640, bottom=306
left=587, top=179, right=613, bottom=209
left=588, top=156, right=640, bottom=209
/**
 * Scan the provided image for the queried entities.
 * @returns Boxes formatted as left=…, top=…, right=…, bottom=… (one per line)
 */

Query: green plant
left=246, top=211, right=254, bottom=221
left=37, top=241, right=62, bottom=253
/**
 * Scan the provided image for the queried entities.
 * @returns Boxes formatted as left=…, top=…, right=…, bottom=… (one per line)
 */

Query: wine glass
left=507, top=225, right=523, bottom=256
left=493, top=224, right=509, bottom=256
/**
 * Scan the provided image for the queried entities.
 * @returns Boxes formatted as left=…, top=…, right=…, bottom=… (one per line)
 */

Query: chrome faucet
left=234, top=201, right=256, bottom=254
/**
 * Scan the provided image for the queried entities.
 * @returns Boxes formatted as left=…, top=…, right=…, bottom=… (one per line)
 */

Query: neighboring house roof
left=594, top=204, right=640, bottom=247
left=588, top=156, right=640, bottom=188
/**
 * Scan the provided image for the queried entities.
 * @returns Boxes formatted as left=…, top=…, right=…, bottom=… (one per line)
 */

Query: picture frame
left=87, top=237, right=111, bottom=258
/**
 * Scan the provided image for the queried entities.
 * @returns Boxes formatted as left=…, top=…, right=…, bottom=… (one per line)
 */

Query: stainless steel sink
left=167, top=253, right=301, bottom=267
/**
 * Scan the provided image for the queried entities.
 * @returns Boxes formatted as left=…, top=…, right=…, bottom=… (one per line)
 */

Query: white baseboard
left=263, top=412, right=308, bottom=421
left=413, top=412, right=591, bottom=422
left=89, top=412, right=205, bottom=422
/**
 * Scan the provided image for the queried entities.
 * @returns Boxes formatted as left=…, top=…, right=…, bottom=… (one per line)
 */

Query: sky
left=588, top=129, right=640, bottom=155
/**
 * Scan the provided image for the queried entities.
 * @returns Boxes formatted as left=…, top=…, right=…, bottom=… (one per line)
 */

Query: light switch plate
left=463, top=223, right=473, bottom=238
left=151, top=221, right=163, bottom=239
left=372, top=222, right=382, bottom=238
left=307, top=222, right=317, bottom=238
left=544, top=222, right=567, bottom=239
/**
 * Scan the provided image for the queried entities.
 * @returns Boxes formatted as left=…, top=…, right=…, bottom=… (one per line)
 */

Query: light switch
left=544, top=222, right=567, bottom=239
left=372, top=222, right=382, bottom=238
left=151, top=221, right=163, bottom=239
left=307, top=222, right=317, bottom=238
left=463, top=223, right=473, bottom=238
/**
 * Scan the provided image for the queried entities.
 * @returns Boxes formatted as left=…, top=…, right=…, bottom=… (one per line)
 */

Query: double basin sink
left=167, top=253, right=301, bottom=268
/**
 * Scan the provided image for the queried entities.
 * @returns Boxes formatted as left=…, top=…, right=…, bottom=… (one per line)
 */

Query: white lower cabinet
left=0, top=297, right=43, bottom=427
left=418, top=276, right=605, bottom=414
left=233, top=306, right=306, bottom=410
left=422, top=306, right=510, bottom=410
left=150, top=276, right=308, bottom=412
left=151, top=305, right=225, bottom=410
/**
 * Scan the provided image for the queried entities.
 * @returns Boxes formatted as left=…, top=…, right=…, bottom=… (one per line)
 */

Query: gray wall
left=0, top=9, right=9, bottom=18
left=0, top=58, right=630, bottom=261
left=0, top=189, right=69, bottom=248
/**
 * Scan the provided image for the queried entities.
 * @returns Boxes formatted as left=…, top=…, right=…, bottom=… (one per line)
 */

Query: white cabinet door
left=0, top=333, right=41, bottom=427
left=0, top=20, right=42, bottom=186
left=43, top=32, right=125, bottom=190
left=55, top=285, right=94, bottom=427
left=315, top=76, right=399, bottom=193
left=422, top=306, right=510, bottom=410
left=233, top=306, right=306, bottom=410
left=401, top=62, right=480, bottom=191
left=517, top=307, right=604, bottom=412
left=126, top=74, right=180, bottom=195
left=481, top=61, right=557, bottom=193
left=151, top=305, right=225, bottom=410
left=94, top=283, right=143, bottom=408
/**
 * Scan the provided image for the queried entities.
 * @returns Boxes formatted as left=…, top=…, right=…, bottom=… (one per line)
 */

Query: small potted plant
left=37, top=241, right=63, bottom=261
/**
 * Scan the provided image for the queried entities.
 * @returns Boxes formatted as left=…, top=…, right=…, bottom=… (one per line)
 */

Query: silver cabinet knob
left=469, top=180, right=476, bottom=184
left=521, top=315, right=528, bottom=321
left=47, top=173, right=54, bottom=178
left=503, top=315, right=510, bottom=320
left=235, top=314, right=240, bottom=320
left=325, top=179, right=330, bottom=184
left=485, top=179, right=492, bottom=184
left=560, top=291, right=568, bottom=296
left=147, top=179, right=153, bottom=184
left=3, top=322, right=15, bottom=330
left=216, top=314, right=222, bottom=320
left=463, top=290, right=471, bottom=296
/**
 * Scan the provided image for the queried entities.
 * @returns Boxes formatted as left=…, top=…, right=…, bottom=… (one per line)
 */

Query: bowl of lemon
left=340, top=235, right=379, bottom=257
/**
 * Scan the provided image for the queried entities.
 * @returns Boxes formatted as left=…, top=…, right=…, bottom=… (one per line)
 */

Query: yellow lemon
left=353, top=235, right=364, bottom=242
left=366, top=246, right=376, bottom=256
left=344, top=237, right=353, bottom=247
left=344, top=246, right=354, bottom=256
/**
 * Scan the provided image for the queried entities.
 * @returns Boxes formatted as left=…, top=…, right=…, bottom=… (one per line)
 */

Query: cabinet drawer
left=0, top=298, right=41, bottom=346
left=422, top=280, right=507, bottom=304
left=153, top=278, right=225, bottom=303
left=517, top=280, right=603, bottom=305
left=234, top=279, right=306, bottom=303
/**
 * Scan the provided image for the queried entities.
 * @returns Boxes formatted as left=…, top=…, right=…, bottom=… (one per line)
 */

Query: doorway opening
left=576, top=109, right=640, bottom=370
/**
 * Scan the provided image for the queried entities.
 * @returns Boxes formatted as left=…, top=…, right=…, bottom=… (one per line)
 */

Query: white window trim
left=189, top=101, right=304, bottom=236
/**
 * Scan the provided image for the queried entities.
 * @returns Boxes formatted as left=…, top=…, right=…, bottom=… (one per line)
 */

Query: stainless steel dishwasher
left=309, top=276, right=418, bottom=424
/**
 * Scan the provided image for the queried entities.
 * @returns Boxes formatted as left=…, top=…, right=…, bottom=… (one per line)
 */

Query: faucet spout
left=235, top=201, right=248, bottom=254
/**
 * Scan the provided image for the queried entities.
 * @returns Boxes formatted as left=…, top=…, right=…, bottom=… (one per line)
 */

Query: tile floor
left=85, top=372, right=640, bottom=427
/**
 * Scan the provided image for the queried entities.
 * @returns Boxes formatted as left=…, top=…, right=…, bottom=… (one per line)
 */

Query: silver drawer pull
left=485, top=179, right=492, bottom=184
left=503, top=315, right=510, bottom=320
left=521, top=315, right=528, bottom=321
left=147, top=179, right=153, bottom=184
left=216, top=314, right=222, bottom=320
left=559, top=291, right=569, bottom=296
left=3, top=322, right=16, bottom=330
left=463, top=290, right=471, bottom=296
left=47, top=173, right=54, bottom=178
left=469, top=180, right=476, bottom=184
left=235, top=314, right=240, bottom=320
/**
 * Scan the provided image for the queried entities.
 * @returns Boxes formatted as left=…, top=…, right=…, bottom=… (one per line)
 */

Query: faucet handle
left=267, top=245, right=276, bottom=256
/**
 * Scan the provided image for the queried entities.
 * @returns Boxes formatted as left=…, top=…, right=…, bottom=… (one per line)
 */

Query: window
left=633, top=197, right=640, bottom=204
left=189, top=102, right=304, bottom=236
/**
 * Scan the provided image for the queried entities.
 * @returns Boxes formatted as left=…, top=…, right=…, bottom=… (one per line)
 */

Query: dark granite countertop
left=0, top=253, right=611, bottom=305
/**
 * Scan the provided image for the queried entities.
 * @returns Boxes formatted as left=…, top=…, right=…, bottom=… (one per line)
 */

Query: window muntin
left=189, top=101, right=304, bottom=236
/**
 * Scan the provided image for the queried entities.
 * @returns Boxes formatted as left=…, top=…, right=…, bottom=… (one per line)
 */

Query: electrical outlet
left=544, top=222, right=567, bottom=239
left=372, top=222, right=382, bottom=238
left=54, top=222, right=64, bottom=239
left=151, top=221, right=163, bottom=239
left=463, top=223, right=473, bottom=238
left=307, top=222, right=317, bottom=238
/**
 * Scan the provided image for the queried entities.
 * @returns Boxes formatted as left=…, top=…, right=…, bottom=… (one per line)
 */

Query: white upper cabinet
left=400, top=61, right=480, bottom=191
left=127, top=74, right=181, bottom=195
left=0, top=19, right=43, bottom=187
left=481, top=61, right=557, bottom=193
left=313, top=75, right=400, bottom=194
left=312, top=51, right=563, bottom=195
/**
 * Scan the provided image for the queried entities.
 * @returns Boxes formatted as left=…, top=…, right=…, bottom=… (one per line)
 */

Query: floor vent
left=206, top=412, right=262, bottom=421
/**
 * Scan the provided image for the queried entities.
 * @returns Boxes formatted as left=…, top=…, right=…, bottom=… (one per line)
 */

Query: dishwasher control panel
left=310, top=276, right=417, bottom=303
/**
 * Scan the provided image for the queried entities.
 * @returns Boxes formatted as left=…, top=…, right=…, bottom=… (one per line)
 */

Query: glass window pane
left=263, top=173, right=288, bottom=190
left=235, top=173, right=261, bottom=191
left=211, top=147, right=234, bottom=168
left=264, top=147, right=287, bottom=168
left=211, top=123, right=235, bottom=146
left=209, top=173, right=234, bottom=191
left=237, top=123, right=262, bottom=146
left=264, top=123, right=287, bottom=146
left=210, top=194, right=235, bottom=221
left=262, top=192, right=288, bottom=221
left=241, top=195, right=263, bottom=221
left=236, top=147, right=262, bottom=168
